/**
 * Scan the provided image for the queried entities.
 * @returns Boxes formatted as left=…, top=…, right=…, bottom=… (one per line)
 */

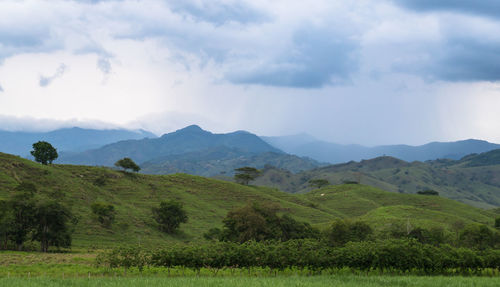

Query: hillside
left=140, top=146, right=320, bottom=176
left=253, top=150, right=500, bottom=209
left=0, top=152, right=495, bottom=249
left=0, top=127, right=156, bottom=157
left=263, top=135, right=500, bottom=163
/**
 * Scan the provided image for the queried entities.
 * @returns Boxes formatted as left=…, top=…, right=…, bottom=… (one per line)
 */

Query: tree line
left=98, top=200, right=500, bottom=274
left=98, top=239, right=500, bottom=275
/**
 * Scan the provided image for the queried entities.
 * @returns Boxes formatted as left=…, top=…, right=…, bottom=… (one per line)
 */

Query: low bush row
left=97, top=239, right=500, bottom=274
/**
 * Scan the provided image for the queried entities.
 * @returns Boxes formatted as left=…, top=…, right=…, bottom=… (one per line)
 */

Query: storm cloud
left=229, top=26, right=359, bottom=88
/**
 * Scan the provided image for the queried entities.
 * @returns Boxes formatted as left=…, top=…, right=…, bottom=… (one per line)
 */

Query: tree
left=327, top=220, right=373, bottom=246
left=308, top=179, right=330, bottom=189
left=460, top=224, right=498, bottom=250
left=0, top=200, right=13, bottom=250
left=31, top=141, right=58, bottom=165
left=220, top=202, right=319, bottom=243
left=91, top=202, right=116, bottom=227
left=234, top=167, right=261, bottom=185
left=152, top=200, right=188, bottom=233
left=417, top=190, right=439, bottom=196
left=32, top=200, right=74, bottom=252
left=8, top=192, right=36, bottom=250
left=114, top=158, right=140, bottom=172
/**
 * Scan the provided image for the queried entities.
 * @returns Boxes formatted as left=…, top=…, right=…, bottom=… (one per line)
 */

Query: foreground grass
left=2, top=275, right=500, bottom=287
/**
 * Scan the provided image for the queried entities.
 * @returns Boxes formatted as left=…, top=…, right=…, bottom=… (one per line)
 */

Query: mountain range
left=2, top=125, right=499, bottom=180
left=262, top=135, right=500, bottom=163
left=57, top=125, right=322, bottom=175
left=0, top=127, right=156, bottom=157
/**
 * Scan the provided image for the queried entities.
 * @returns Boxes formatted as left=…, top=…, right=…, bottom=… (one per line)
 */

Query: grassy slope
left=0, top=153, right=495, bottom=249
left=253, top=157, right=500, bottom=209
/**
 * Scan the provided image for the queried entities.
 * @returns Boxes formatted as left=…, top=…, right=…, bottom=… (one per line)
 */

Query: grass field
left=2, top=275, right=500, bottom=287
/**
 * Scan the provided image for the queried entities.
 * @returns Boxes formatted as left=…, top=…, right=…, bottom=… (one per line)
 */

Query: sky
left=0, top=0, right=499, bottom=145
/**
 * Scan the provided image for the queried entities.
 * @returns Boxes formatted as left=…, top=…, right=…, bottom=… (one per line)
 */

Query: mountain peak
left=176, top=125, right=205, bottom=133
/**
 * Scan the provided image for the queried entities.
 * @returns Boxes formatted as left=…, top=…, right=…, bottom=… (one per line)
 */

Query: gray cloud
left=392, top=0, right=500, bottom=19
left=0, top=26, right=55, bottom=63
left=392, top=36, right=500, bottom=82
left=229, top=27, right=359, bottom=88
left=39, top=64, right=67, bottom=87
left=166, top=0, right=269, bottom=25
left=433, top=38, right=500, bottom=82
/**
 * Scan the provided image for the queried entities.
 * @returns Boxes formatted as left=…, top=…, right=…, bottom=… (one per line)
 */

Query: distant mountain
left=261, top=133, right=318, bottom=151
left=0, top=127, right=156, bottom=157
left=58, top=125, right=321, bottom=174
left=252, top=149, right=500, bottom=209
left=262, top=136, right=500, bottom=163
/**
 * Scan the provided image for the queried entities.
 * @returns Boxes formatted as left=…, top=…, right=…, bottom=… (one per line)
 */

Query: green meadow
left=2, top=275, right=500, bottom=287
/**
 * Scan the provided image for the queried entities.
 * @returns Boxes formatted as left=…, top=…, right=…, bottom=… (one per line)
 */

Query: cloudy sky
left=0, top=0, right=499, bottom=145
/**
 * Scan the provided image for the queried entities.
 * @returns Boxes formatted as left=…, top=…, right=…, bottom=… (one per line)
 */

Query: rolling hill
left=263, top=135, right=500, bottom=163
left=0, top=127, right=156, bottom=157
left=0, top=152, right=495, bottom=249
left=252, top=149, right=500, bottom=209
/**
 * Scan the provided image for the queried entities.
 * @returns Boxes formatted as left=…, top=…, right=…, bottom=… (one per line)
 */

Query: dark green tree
left=152, top=200, right=188, bottom=234
left=220, top=202, right=318, bottom=243
left=114, top=158, right=140, bottom=172
left=234, top=167, right=260, bottom=185
left=417, top=190, right=439, bottom=196
left=460, top=224, right=498, bottom=250
left=327, top=219, right=373, bottom=246
left=8, top=192, right=36, bottom=250
left=91, top=202, right=116, bottom=227
left=32, top=200, right=74, bottom=252
left=31, top=141, right=58, bottom=165
left=221, top=203, right=273, bottom=243
left=308, top=179, right=330, bottom=189
left=0, top=200, right=13, bottom=250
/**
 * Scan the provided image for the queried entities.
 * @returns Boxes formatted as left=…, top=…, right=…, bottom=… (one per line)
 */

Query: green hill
left=0, top=152, right=495, bottom=249
left=253, top=151, right=500, bottom=209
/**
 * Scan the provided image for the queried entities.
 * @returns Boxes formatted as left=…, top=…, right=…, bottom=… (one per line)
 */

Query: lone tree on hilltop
left=114, top=157, right=140, bottom=172
left=31, top=141, right=58, bottom=165
left=152, top=200, right=188, bottom=234
left=234, top=167, right=261, bottom=185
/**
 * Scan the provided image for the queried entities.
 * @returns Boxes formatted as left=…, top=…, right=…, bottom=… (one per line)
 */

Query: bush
left=91, top=202, right=116, bottom=227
